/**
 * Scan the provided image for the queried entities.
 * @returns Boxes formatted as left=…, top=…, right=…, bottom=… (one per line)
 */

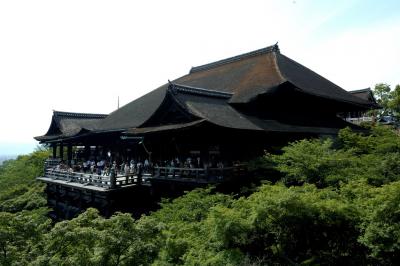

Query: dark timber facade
left=35, top=44, right=376, bottom=219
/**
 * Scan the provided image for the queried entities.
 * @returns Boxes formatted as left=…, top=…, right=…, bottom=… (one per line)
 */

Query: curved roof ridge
left=53, top=110, right=107, bottom=119
left=349, top=88, right=372, bottom=93
left=169, top=83, right=233, bottom=99
left=189, top=44, right=279, bottom=74
left=272, top=51, right=285, bottom=82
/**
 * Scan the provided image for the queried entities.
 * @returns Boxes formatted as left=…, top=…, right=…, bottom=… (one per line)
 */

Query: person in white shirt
left=124, top=162, right=130, bottom=176
left=144, top=159, right=150, bottom=172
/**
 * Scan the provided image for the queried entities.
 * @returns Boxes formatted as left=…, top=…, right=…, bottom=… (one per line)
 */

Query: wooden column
left=60, top=143, right=64, bottom=161
left=52, top=144, right=57, bottom=158
left=110, top=168, right=116, bottom=189
left=94, top=146, right=99, bottom=159
left=67, top=145, right=72, bottom=166
left=85, top=145, right=90, bottom=160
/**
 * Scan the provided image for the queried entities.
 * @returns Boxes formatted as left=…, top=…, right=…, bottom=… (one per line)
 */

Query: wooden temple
left=35, top=44, right=376, bottom=218
left=343, top=88, right=379, bottom=124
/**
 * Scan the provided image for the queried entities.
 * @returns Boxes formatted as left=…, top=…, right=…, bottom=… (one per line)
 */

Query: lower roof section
left=123, top=116, right=363, bottom=138
left=36, top=85, right=366, bottom=145
left=124, top=119, right=207, bottom=135
left=35, top=111, right=107, bottom=142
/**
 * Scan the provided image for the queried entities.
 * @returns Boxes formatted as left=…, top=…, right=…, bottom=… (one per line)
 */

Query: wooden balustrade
left=44, top=158, right=62, bottom=169
left=44, top=168, right=146, bottom=189
left=153, top=166, right=239, bottom=181
left=43, top=163, right=246, bottom=189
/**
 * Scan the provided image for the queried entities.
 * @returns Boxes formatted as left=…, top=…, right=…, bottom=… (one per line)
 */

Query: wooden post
left=43, top=161, right=48, bottom=175
left=110, top=169, right=116, bottom=189
left=67, top=145, right=72, bottom=166
left=60, top=143, right=64, bottom=161
left=52, top=144, right=57, bottom=158
left=85, top=145, right=90, bottom=159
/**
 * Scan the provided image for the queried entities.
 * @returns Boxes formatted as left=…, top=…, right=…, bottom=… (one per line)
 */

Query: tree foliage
left=1, top=126, right=400, bottom=265
left=265, top=126, right=400, bottom=187
left=0, top=148, right=49, bottom=213
left=373, top=83, right=400, bottom=119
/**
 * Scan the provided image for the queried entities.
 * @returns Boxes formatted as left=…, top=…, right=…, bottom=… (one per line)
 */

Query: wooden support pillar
left=67, top=145, right=72, bottom=166
left=60, top=143, right=64, bottom=161
left=52, top=144, right=57, bottom=158
left=110, top=168, right=116, bottom=189
left=85, top=145, right=90, bottom=160
left=94, top=146, right=98, bottom=159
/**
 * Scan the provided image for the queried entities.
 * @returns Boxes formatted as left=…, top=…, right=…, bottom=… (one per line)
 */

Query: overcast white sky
left=0, top=0, right=399, bottom=154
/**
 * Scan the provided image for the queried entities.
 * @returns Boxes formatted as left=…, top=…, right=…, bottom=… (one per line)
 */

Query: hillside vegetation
left=0, top=126, right=399, bottom=265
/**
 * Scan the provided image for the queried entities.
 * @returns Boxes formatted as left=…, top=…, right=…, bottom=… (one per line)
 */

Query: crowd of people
left=154, top=156, right=226, bottom=169
left=52, top=158, right=151, bottom=177
left=50, top=155, right=230, bottom=177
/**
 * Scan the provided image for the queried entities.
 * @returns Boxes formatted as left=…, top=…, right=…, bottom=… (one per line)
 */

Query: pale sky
left=0, top=0, right=399, bottom=154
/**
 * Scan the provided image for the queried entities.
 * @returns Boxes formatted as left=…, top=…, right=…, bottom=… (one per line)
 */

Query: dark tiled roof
left=87, top=45, right=375, bottom=132
left=53, top=111, right=107, bottom=120
left=35, top=135, right=62, bottom=142
left=349, top=88, right=372, bottom=94
left=189, top=44, right=279, bottom=73
left=247, top=116, right=363, bottom=134
left=171, top=89, right=260, bottom=130
left=169, top=83, right=233, bottom=99
left=124, top=119, right=207, bottom=135
left=349, top=88, right=379, bottom=107
left=54, top=111, right=107, bottom=134
left=174, top=45, right=285, bottom=102
left=167, top=85, right=363, bottom=134
left=275, top=54, right=371, bottom=107
left=173, top=45, right=373, bottom=107
left=34, top=111, right=107, bottom=142
left=37, top=44, right=373, bottom=142
left=97, top=85, right=168, bottom=131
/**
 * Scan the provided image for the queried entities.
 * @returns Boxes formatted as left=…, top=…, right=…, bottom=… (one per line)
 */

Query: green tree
left=152, top=188, right=233, bottom=265
left=388, top=84, right=400, bottom=119
left=373, top=83, right=400, bottom=120
left=33, top=208, right=163, bottom=266
left=356, top=181, right=400, bottom=264
left=268, top=138, right=364, bottom=187
left=0, top=209, right=50, bottom=265
left=0, top=148, right=49, bottom=213
left=373, top=83, right=392, bottom=116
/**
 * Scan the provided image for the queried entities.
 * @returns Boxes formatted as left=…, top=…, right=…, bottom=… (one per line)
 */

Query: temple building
left=35, top=44, right=377, bottom=218
left=342, top=88, right=379, bottom=124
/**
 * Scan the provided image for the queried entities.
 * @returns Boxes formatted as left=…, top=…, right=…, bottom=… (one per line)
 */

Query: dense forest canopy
left=1, top=125, right=400, bottom=265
